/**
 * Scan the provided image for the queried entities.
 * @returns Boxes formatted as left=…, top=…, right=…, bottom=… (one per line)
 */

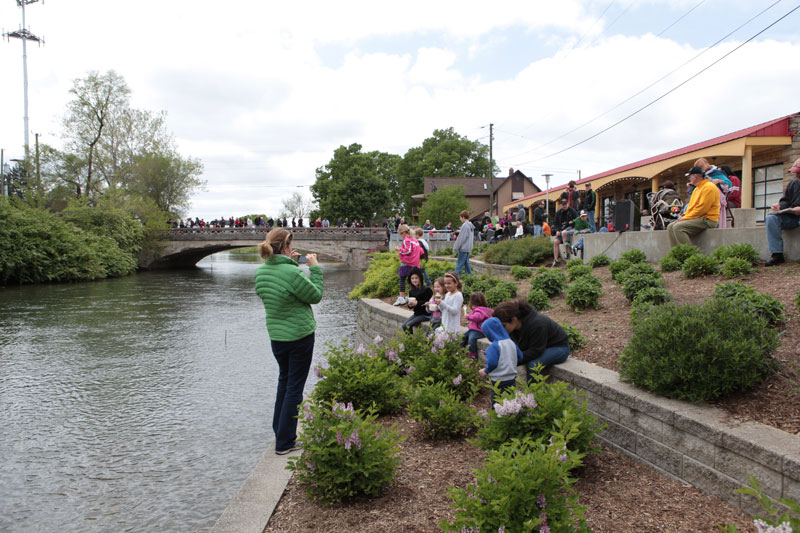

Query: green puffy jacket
left=255, top=255, right=324, bottom=342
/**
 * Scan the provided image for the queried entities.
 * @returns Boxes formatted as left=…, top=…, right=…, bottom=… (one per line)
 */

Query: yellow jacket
left=683, top=178, right=720, bottom=222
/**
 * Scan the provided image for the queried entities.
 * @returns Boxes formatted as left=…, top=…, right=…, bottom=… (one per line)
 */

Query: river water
left=0, top=252, right=363, bottom=532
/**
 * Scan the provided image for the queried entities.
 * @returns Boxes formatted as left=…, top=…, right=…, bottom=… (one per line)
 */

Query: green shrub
left=796, top=290, right=800, bottom=312
left=720, top=256, right=752, bottom=278
left=288, top=400, right=404, bottom=504
left=423, top=258, right=456, bottom=281
left=567, top=263, right=592, bottom=281
left=621, top=273, right=664, bottom=302
left=608, top=259, right=633, bottom=281
left=475, top=375, right=603, bottom=455
left=632, top=286, right=672, bottom=306
left=620, top=248, right=647, bottom=264
left=526, top=288, right=551, bottom=311
left=408, top=379, right=478, bottom=440
left=461, top=273, right=497, bottom=301
left=435, top=246, right=453, bottom=256
left=588, top=253, right=611, bottom=268
left=712, top=243, right=760, bottom=266
left=510, top=265, right=533, bottom=280
left=616, top=262, right=661, bottom=283
left=312, top=342, right=408, bottom=414
left=377, top=328, right=430, bottom=373
left=485, top=280, right=518, bottom=307
left=566, top=276, right=603, bottom=311
left=619, top=299, right=779, bottom=402
left=713, top=282, right=784, bottom=327
left=682, top=253, right=718, bottom=278
left=0, top=200, right=141, bottom=284
left=408, top=331, right=480, bottom=401
left=659, top=255, right=681, bottom=272
left=566, top=257, right=584, bottom=269
left=482, top=236, right=553, bottom=266
left=561, top=323, right=585, bottom=350
left=665, top=243, right=702, bottom=265
left=530, top=267, right=567, bottom=298
left=349, top=252, right=401, bottom=299
left=441, top=437, right=591, bottom=533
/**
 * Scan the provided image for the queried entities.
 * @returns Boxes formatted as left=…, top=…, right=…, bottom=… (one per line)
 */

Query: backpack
left=419, top=239, right=429, bottom=261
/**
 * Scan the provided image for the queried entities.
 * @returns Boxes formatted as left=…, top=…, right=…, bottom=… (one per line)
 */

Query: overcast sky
left=1, top=0, right=798, bottom=219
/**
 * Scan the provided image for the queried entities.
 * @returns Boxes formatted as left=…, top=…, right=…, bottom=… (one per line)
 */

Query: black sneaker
left=275, top=445, right=302, bottom=456
left=765, top=253, right=785, bottom=266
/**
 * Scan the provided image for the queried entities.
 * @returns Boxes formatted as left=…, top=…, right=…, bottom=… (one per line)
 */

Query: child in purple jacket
left=460, top=291, right=493, bottom=359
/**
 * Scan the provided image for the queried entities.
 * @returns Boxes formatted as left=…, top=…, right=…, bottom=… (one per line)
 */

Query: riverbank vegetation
left=268, top=329, right=755, bottom=532
left=0, top=70, right=204, bottom=285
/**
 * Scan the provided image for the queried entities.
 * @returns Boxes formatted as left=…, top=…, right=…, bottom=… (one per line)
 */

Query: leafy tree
left=129, top=152, right=204, bottom=213
left=417, top=185, right=469, bottom=230
left=397, top=128, right=494, bottom=215
left=62, top=70, right=131, bottom=198
left=311, top=143, right=395, bottom=222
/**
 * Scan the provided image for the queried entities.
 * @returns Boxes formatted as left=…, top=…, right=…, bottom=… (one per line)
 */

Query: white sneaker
left=393, top=296, right=408, bottom=306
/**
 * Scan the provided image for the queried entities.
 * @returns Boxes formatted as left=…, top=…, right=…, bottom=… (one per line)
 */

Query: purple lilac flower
left=336, top=430, right=344, bottom=445
left=398, top=343, right=405, bottom=353
left=453, top=374, right=463, bottom=386
left=460, top=526, right=480, bottom=533
left=313, top=365, right=325, bottom=379
left=537, top=493, right=546, bottom=508
left=497, top=527, right=505, bottom=533
left=477, top=408, right=488, bottom=418
left=373, top=335, right=383, bottom=345
left=433, top=332, right=448, bottom=350
left=519, top=392, right=537, bottom=409
left=349, top=429, right=361, bottom=449
left=539, top=512, right=550, bottom=533
left=493, top=397, right=522, bottom=417
left=385, top=349, right=398, bottom=362
left=306, top=461, right=316, bottom=471
left=332, top=402, right=355, bottom=419
left=303, top=404, right=314, bottom=422
left=431, top=347, right=438, bottom=354
left=405, top=366, right=415, bottom=375
left=355, top=343, right=367, bottom=355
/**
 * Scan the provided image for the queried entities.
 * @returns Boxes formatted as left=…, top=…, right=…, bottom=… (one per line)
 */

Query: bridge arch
left=142, top=227, right=387, bottom=270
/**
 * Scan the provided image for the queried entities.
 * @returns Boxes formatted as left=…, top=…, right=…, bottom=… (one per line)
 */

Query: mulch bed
left=266, top=260, right=800, bottom=532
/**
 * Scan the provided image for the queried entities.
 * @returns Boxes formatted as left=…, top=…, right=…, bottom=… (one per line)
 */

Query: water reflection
left=0, top=252, right=363, bottom=531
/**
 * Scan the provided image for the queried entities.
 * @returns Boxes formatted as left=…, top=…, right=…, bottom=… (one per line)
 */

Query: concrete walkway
left=210, top=439, right=299, bottom=533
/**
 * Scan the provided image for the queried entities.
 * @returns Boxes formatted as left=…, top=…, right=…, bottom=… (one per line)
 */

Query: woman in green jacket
left=255, top=228, right=324, bottom=455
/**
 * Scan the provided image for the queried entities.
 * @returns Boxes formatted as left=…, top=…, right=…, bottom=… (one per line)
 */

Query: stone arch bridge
left=143, top=227, right=387, bottom=270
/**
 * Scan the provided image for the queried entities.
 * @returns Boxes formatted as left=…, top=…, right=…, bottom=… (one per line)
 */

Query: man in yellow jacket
left=668, top=166, right=720, bottom=247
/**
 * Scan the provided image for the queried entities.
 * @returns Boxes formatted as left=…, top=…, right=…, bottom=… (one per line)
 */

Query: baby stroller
left=646, top=189, right=683, bottom=230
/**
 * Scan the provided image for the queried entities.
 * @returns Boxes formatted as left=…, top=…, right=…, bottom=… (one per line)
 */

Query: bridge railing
left=163, top=226, right=391, bottom=239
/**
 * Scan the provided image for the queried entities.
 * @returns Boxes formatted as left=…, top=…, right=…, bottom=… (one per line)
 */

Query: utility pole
left=542, top=173, right=553, bottom=223
left=4, top=0, right=44, bottom=157
left=488, top=123, right=494, bottom=216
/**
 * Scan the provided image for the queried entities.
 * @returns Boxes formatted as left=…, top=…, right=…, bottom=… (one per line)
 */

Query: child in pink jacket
left=461, top=291, right=493, bottom=359
left=393, top=224, right=422, bottom=306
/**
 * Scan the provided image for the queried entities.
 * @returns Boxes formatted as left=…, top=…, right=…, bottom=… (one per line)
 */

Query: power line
left=512, top=2, right=800, bottom=167
left=656, top=0, right=707, bottom=37
left=505, top=0, right=784, bottom=162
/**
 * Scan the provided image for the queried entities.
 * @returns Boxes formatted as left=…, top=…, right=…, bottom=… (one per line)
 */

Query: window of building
left=753, top=164, right=784, bottom=222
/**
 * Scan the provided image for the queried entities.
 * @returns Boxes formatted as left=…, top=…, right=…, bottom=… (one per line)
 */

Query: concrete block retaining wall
left=357, top=298, right=800, bottom=515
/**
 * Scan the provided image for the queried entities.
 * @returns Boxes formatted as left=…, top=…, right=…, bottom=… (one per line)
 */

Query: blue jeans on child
left=455, top=251, right=472, bottom=276
left=525, top=343, right=570, bottom=380
left=270, top=333, right=315, bottom=452
left=403, top=314, right=430, bottom=333
left=461, top=329, right=485, bottom=354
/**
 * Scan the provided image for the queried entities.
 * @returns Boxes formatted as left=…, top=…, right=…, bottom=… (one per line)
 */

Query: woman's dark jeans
left=270, top=333, right=314, bottom=452
left=402, top=314, right=430, bottom=333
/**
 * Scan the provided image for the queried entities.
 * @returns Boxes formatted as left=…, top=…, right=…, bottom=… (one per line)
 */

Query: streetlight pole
left=542, top=174, right=552, bottom=223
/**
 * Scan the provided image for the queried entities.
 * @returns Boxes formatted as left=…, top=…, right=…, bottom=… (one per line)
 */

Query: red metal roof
left=513, top=112, right=797, bottom=203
